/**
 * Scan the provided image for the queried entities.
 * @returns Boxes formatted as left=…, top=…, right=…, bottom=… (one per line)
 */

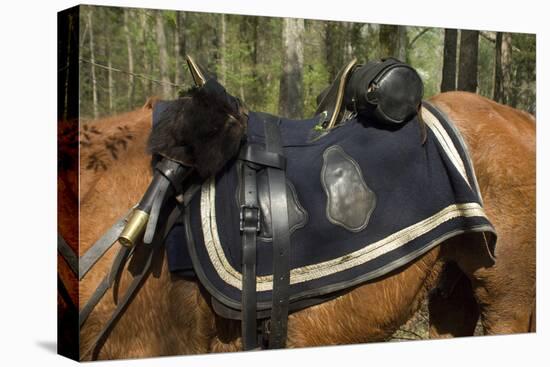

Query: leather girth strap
left=238, top=114, right=290, bottom=349
left=240, top=162, right=260, bottom=350
left=263, top=116, right=291, bottom=348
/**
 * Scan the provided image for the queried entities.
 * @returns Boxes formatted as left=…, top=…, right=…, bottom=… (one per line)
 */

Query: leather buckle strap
left=239, top=144, right=286, bottom=170
left=262, top=117, right=291, bottom=349
left=240, top=205, right=261, bottom=233
left=240, top=162, right=260, bottom=350
left=155, top=157, right=192, bottom=194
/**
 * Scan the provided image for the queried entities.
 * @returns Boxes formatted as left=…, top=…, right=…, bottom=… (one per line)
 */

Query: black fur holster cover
left=147, top=82, right=247, bottom=179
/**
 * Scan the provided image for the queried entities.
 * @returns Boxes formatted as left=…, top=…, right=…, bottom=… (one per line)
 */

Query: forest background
left=72, top=5, right=536, bottom=122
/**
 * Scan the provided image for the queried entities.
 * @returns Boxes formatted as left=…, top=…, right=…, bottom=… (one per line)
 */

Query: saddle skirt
left=164, top=101, right=496, bottom=313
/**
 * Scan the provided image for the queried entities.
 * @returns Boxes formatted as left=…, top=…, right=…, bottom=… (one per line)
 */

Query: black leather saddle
left=160, top=59, right=496, bottom=350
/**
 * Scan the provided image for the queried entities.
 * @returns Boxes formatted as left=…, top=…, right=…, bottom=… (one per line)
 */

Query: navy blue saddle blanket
left=163, top=102, right=496, bottom=310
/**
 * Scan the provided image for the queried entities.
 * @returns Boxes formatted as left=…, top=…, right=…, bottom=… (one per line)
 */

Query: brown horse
left=71, top=92, right=535, bottom=360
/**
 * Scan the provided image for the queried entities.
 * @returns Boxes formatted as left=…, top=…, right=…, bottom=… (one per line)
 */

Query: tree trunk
left=343, top=22, right=353, bottom=62
left=155, top=11, right=172, bottom=98
left=457, top=30, right=479, bottom=93
left=107, top=39, right=114, bottom=113
left=58, top=8, right=79, bottom=122
left=397, top=26, right=407, bottom=61
left=250, top=17, right=260, bottom=105
left=87, top=9, right=99, bottom=119
left=123, top=9, right=135, bottom=109
left=140, top=11, right=151, bottom=97
left=177, top=12, right=187, bottom=65
left=501, top=32, right=513, bottom=105
left=379, top=25, right=398, bottom=58
left=104, top=26, right=115, bottom=114
left=174, top=13, right=181, bottom=87
left=441, top=28, right=458, bottom=92
left=493, top=32, right=503, bottom=102
left=325, top=22, right=346, bottom=82
left=219, top=14, right=227, bottom=84
left=209, top=14, right=221, bottom=72
left=379, top=25, right=406, bottom=60
left=349, top=23, right=365, bottom=60
left=279, top=18, right=304, bottom=118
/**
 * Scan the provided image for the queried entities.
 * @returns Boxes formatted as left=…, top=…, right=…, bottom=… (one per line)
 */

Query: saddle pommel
left=118, top=209, right=150, bottom=248
left=185, top=55, right=206, bottom=87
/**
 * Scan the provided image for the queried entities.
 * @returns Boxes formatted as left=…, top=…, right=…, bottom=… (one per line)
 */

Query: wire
left=79, top=58, right=182, bottom=88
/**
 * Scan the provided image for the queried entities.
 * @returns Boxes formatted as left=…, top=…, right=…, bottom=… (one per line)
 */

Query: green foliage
left=303, top=20, right=330, bottom=116
left=407, top=27, right=444, bottom=98
left=511, top=33, right=536, bottom=113
left=78, top=5, right=536, bottom=120
left=303, top=61, right=329, bottom=116
left=478, top=35, right=496, bottom=98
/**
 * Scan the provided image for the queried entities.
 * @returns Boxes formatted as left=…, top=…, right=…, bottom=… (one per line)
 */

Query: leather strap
left=140, top=160, right=189, bottom=245
left=78, top=213, right=130, bottom=280
left=81, top=204, right=181, bottom=360
left=239, top=144, right=286, bottom=169
left=79, top=245, right=131, bottom=327
left=81, top=243, right=157, bottom=360
left=58, top=275, right=78, bottom=314
left=143, top=176, right=171, bottom=244
left=263, top=118, right=291, bottom=349
left=240, top=161, right=260, bottom=350
left=57, top=233, right=78, bottom=276
left=109, top=247, right=134, bottom=305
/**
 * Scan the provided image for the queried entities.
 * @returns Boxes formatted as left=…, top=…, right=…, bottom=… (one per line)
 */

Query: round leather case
left=345, top=58, right=424, bottom=125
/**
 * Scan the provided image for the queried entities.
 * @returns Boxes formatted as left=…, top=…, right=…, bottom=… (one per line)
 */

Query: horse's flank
left=429, top=92, right=535, bottom=335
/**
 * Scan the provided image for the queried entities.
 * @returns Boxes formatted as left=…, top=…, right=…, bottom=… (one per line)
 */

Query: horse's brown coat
left=69, top=92, right=535, bottom=360
left=428, top=92, right=536, bottom=336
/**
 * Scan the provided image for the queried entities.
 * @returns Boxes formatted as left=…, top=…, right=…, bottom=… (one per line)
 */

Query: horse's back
left=429, top=91, right=535, bottom=192
left=429, top=91, right=535, bottom=237
left=79, top=108, right=153, bottom=202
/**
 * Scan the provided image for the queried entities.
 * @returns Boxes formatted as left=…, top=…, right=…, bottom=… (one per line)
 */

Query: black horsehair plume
left=147, top=86, right=246, bottom=179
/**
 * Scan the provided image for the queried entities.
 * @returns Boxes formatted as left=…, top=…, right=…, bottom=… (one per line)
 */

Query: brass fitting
left=185, top=55, right=206, bottom=87
left=118, top=209, right=150, bottom=248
